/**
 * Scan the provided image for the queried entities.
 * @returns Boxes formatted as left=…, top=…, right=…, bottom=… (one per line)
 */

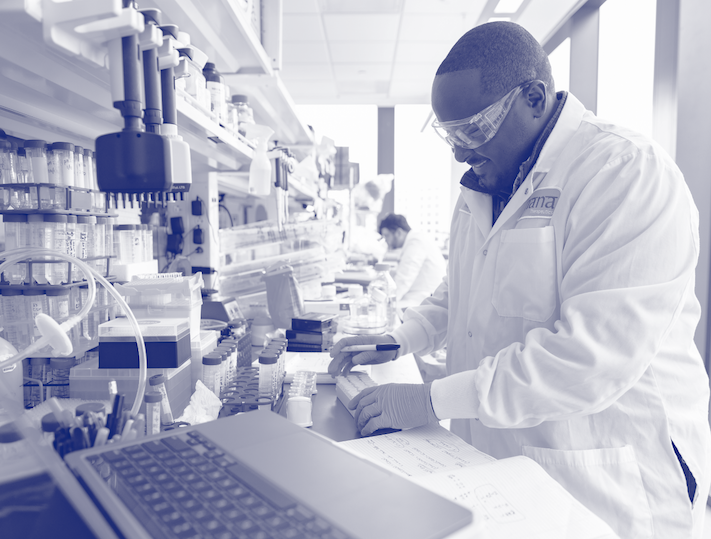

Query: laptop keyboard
left=86, top=430, right=352, bottom=539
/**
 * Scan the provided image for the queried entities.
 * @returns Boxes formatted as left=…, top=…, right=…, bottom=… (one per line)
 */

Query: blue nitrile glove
left=328, top=334, right=399, bottom=378
left=349, top=382, right=439, bottom=437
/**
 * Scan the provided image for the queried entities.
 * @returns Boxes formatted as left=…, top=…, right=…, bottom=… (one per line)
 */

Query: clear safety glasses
left=431, top=82, right=530, bottom=150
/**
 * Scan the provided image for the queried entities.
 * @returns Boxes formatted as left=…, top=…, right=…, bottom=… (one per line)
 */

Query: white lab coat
left=392, top=230, right=447, bottom=308
left=391, top=93, right=711, bottom=538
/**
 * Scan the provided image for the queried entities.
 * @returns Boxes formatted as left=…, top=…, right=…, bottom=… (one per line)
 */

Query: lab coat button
left=525, top=188, right=529, bottom=194
left=468, top=331, right=472, bottom=337
left=483, top=249, right=487, bottom=255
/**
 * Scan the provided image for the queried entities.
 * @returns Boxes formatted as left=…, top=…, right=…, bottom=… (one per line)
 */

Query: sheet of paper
left=339, top=424, right=495, bottom=477
left=284, top=352, right=369, bottom=384
left=414, top=456, right=618, bottom=539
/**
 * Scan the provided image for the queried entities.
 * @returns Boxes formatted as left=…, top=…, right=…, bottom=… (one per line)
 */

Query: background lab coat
left=392, top=230, right=447, bottom=309
left=391, top=93, right=711, bottom=538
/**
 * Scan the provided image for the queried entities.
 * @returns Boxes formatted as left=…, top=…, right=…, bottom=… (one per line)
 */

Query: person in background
left=378, top=213, right=447, bottom=309
left=329, top=21, right=711, bottom=538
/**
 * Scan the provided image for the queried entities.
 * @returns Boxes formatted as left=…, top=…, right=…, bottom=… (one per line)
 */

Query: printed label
left=519, top=187, right=561, bottom=220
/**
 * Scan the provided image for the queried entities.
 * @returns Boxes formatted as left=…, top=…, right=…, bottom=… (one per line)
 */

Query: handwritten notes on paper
left=339, top=424, right=494, bottom=477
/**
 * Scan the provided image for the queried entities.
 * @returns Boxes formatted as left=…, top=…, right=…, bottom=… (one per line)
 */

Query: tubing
left=0, top=248, right=148, bottom=417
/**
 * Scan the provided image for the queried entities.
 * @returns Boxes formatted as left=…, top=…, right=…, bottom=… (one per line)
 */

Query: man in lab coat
left=378, top=213, right=447, bottom=309
left=329, top=21, right=711, bottom=538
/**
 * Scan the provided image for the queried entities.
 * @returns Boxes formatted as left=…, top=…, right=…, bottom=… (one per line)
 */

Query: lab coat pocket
left=492, top=226, right=557, bottom=322
left=522, top=444, right=654, bottom=538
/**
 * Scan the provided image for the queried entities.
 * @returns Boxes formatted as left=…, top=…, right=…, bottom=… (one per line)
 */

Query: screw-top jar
left=258, top=350, right=279, bottom=400
left=202, top=353, right=222, bottom=397
left=229, top=94, right=255, bottom=137
left=144, top=390, right=162, bottom=436
left=23, top=140, right=49, bottom=183
left=48, top=142, right=75, bottom=187
left=148, top=374, right=174, bottom=425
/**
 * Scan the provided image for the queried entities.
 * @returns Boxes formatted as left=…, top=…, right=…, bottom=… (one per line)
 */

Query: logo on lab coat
left=520, top=188, right=561, bottom=219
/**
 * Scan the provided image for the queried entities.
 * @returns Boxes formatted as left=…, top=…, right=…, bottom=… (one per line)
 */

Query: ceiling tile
left=399, top=13, right=468, bottom=41
left=395, top=41, right=454, bottom=63
left=280, top=63, right=333, bottom=80
left=389, top=78, right=431, bottom=100
left=283, top=0, right=321, bottom=13
left=337, top=79, right=390, bottom=95
left=329, top=41, right=396, bottom=63
left=282, top=14, right=326, bottom=41
left=323, top=14, right=401, bottom=41
left=403, top=0, right=487, bottom=14
left=282, top=41, right=331, bottom=63
left=333, top=63, right=392, bottom=81
left=284, top=79, right=339, bottom=101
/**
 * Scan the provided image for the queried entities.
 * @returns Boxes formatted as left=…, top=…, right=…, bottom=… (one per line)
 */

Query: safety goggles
left=431, top=82, right=529, bottom=149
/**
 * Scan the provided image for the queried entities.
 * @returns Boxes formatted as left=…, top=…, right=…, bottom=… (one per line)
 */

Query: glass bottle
left=203, top=62, right=226, bottom=124
left=2, top=213, right=28, bottom=284
left=369, top=263, right=398, bottom=332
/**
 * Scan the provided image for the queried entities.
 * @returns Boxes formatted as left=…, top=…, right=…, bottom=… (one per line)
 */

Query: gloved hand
left=328, top=334, right=399, bottom=377
left=349, top=382, right=439, bottom=437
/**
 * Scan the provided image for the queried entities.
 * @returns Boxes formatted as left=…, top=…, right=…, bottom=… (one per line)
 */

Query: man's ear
left=525, top=80, right=548, bottom=119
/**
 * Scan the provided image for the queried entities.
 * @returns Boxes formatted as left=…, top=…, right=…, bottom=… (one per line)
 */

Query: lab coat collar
left=462, top=91, right=588, bottom=245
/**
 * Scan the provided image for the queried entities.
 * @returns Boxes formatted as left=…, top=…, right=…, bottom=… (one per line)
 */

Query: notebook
left=53, top=410, right=472, bottom=539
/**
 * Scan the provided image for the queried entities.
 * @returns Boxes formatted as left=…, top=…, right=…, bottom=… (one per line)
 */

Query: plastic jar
left=2, top=213, right=28, bottom=284
left=229, top=95, right=255, bottom=137
left=23, top=140, right=49, bottom=183
left=43, top=214, right=68, bottom=285
left=50, top=356, right=75, bottom=399
left=0, top=139, right=17, bottom=184
left=48, top=142, right=75, bottom=187
left=202, top=353, right=222, bottom=397
left=149, top=374, right=174, bottom=425
left=144, top=391, right=162, bottom=436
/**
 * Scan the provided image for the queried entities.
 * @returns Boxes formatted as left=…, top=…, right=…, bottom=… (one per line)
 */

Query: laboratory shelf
left=0, top=1, right=312, bottom=167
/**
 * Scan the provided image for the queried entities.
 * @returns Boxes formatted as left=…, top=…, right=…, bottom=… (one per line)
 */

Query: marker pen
left=341, top=344, right=400, bottom=352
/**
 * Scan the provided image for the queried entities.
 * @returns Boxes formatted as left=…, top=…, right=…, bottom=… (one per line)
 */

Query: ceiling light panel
left=281, top=42, right=331, bottom=64
left=399, top=13, right=467, bottom=41
left=329, top=41, right=397, bottom=62
left=283, top=0, right=320, bottom=13
left=403, top=0, right=487, bottom=14
left=323, top=14, right=401, bottom=41
left=319, top=0, right=403, bottom=14
left=494, top=0, right=525, bottom=13
left=282, top=14, right=327, bottom=40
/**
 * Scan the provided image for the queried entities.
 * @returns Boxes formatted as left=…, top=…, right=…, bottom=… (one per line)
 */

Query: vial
left=2, top=213, right=28, bottom=284
left=43, top=213, right=68, bottom=285
left=258, top=350, right=279, bottom=400
left=23, top=140, right=49, bottom=183
left=24, top=289, right=48, bottom=343
left=28, top=213, right=49, bottom=284
left=73, top=145, right=85, bottom=189
left=48, top=142, right=75, bottom=187
left=83, top=148, right=93, bottom=190
left=49, top=356, right=74, bottom=399
left=202, top=353, right=222, bottom=398
left=46, top=287, right=70, bottom=322
left=144, top=390, right=162, bottom=436
left=148, top=374, right=174, bottom=425
left=77, top=215, right=94, bottom=261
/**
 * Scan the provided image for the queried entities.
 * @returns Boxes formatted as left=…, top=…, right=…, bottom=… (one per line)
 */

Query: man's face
left=431, top=68, right=535, bottom=194
left=381, top=228, right=405, bottom=250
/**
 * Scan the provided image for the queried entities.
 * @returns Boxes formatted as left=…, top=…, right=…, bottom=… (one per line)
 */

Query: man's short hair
left=436, top=21, right=554, bottom=98
left=379, top=214, right=411, bottom=234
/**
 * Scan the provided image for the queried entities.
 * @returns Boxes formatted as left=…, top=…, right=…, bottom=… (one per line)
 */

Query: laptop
left=19, top=410, right=472, bottom=539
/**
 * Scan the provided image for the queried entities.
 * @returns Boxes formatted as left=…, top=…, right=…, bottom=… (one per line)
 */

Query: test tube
left=94, top=217, right=107, bottom=276
left=49, top=357, right=74, bottom=399
left=24, top=140, right=49, bottom=183
left=202, top=353, right=222, bottom=398
left=46, top=287, right=70, bottom=322
left=28, top=213, right=50, bottom=284
left=1, top=288, right=30, bottom=351
left=43, top=214, right=68, bottom=285
left=14, top=148, right=32, bottom=209
left=48, top=142, right=74, bottom=187
left=24, top=289, right=48, bottom=343
left=77, top=215, right=94, bottom=261
left=83, top=148, right=93, bottom=189
left=148, top=374, right=174, bottom=425
left=144, top=391, right=162, bottom=436
left=258, top=350, right=279, bottom=400
left=3, top=213, right=28, bottom=284
left=65, top=214, right=77, bottom=260
left=73, top=145, right=85, bottom=189
left=0, top=139, right=17, bottom=184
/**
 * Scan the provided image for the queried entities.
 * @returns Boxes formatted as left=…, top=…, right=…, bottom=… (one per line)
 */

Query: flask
left=203, top=62, right=227, bottom=124
left=49, top=357, right=75, bottom=399
left=370, top=263, right=398, bottom=332
left=144, top=391, right=162, bottom=436
left=148, top=374, right=174, bottom=425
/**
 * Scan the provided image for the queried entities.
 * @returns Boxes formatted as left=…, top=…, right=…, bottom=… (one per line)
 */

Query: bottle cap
left=149, top=374, right=166, bottom=386
left=202, top=354, right=222, bottom=366
left=83, top=148, right=93, bottom=156
left=43, top=214, right=68, bottom=223
left=50, top=142, right=75, bottom=152
left=41, top=413, right=60, bottom=433
left=23, top=140, right=47, bottom=148
left=75, top=146, right=84, bottom=155
left=3, top=213, right=28, bottom=223
left=144, top=390, right=162, bottom=404
left=75, top=402, right=105, bottom=416
left=258, top=351, right=278, bottom=365
left=231, top=94, right=249, bottom=103
left=16, top=147, right=25, bottom=157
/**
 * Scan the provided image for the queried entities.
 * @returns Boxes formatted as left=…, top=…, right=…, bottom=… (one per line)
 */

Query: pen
left=341, top=344, right=401, bottom=352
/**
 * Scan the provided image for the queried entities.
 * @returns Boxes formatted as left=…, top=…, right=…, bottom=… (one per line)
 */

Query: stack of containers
left=286, top=312, right=337, bottom=352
